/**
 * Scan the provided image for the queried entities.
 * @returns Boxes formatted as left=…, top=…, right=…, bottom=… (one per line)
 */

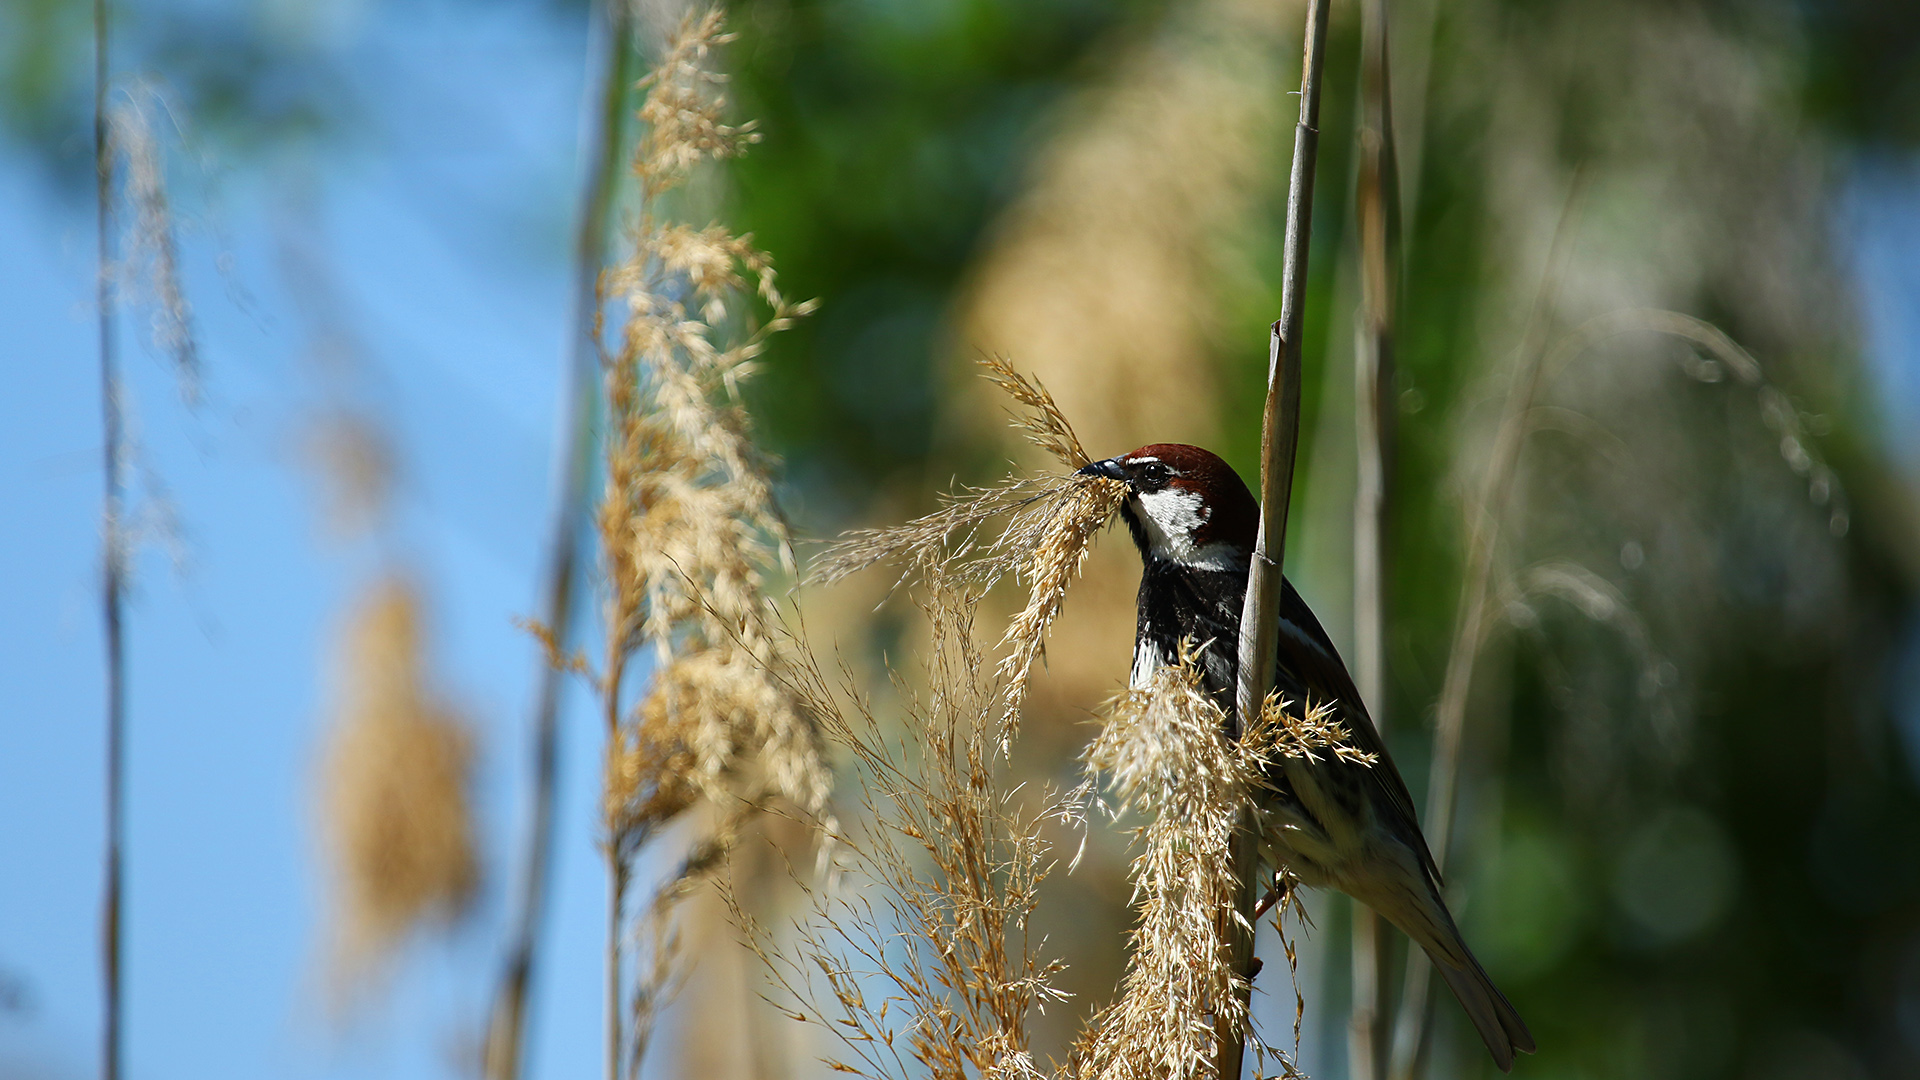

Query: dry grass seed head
left=993, top=476, right=1129, bottom=738
left=735, top=588, right=1073, bottom=1080
left=109, top=84, right=200, bottom=403
left=588, top=8, right=830, bottom=1063
left=320, top=578, right=478, bottom=992
left=812, top=358, right=1129, bottom=742
left=977, top=354, right=1092, bottom=469
left=1076, top=644, right=1341, bottom=1080
left=632, top=8, right=756, bottom=200
left=303, top=411, right=396, bottom=538
left=595, top=2, right=825, bottom=836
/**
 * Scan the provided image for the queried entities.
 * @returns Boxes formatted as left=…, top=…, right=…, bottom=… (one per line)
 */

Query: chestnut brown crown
left=1078, top=443, right=1259, bottom=568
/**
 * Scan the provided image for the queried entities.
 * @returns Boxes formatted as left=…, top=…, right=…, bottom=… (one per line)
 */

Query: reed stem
left=94, top=0, right=125, bottom=1076
left=1222, top=0, right=1330, bottom=1075
left=603, top=645, right=628, bottom=1080
left=1350, top=0, right=1399, bottom=1074
left=483, top=2, right=630, bottom=1077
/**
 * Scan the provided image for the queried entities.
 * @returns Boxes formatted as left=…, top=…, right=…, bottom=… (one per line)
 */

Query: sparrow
left=1078, top=443, right=1535, bottom=1072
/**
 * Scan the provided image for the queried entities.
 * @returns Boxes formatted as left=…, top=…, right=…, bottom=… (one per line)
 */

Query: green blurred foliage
left=726, top=0, right=1165, bottom=513
left=1, top=0, right=343, bottom=192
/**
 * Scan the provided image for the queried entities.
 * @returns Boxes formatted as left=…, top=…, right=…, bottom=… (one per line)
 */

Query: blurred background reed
left=4, top=0, right=1920, bottom=1078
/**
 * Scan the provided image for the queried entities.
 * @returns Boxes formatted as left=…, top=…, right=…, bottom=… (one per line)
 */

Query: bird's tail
left=1367, top=878, right=1535, bottom=1072
left=1425, top=938, right=1535, bottom=1073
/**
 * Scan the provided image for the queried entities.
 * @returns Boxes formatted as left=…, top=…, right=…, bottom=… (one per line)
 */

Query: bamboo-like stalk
left=482, top=3, right=631, bottom=1078
left=94, top=0, right=125, bottom=1077
left=1385, top=177, right=1586, bottom=1080
left=1221, top=0, right=1331, bottom=1076
left=1349, top=0, right=1399, bottom=1076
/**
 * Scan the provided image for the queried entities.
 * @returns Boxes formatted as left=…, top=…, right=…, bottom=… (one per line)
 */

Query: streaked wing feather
left=1277, top=579, right=1435, bottom=875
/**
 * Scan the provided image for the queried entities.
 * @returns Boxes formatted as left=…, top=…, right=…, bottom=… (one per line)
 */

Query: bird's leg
left=1245, top=872, right=1291, bottom=985
left=1252, top=872, right=1287, bottom=920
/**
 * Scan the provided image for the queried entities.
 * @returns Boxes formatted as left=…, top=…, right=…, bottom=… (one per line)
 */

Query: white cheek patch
left=1134, top=487, right=1243, bottom=570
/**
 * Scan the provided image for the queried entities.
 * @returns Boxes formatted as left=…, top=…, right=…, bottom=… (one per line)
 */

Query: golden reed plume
left=581, top=9, right=826, bottom=1074
left=319, top=578, right=479, bottom=991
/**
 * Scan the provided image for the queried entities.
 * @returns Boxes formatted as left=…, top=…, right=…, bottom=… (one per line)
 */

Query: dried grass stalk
left=813, top=357, right=1129, bottom=739
left=320, top=578, right=479, bottom=989
left=596, top=0, right=825, bottom=850
left=977, top=354, right=1094, bottom=470
left=588, top=7, right=826, bottom=1073
left=736, top=588, right=1073, bottom=1080
left=993, top=477, right=1129, bottom=735
left=745, top=624, right=1361, bottom=1080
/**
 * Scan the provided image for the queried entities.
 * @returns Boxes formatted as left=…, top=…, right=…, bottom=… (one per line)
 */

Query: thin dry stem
left=1387, top=180, right=1587, bottom=1080
left=484, top=1, right=634, bottom=1073
left=734, top=589, right=1072, bottom=1080
left=94, top=2, right=124, bottom=1075
left=1350, top=0, right=1399, bottom=1066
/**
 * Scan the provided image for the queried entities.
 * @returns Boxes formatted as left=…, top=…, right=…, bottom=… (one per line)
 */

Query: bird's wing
left=1276, top=578, right=1435, bottom=875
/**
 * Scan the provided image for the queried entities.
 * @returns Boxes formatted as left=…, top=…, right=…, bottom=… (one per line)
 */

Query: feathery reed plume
left=587, top=9, right=826, bottom=1076
left=319, top=578, right=479, bottom=990
left=1076, top=644, right=1359, bottom=1080
left=813, top=357, right=1129, bottom=738
left=814, top=358, right=1117, bottom=586
left=108, top=84, right=200, bottom=403
left=978, top=354, right=1094, bottom=471
left=993, top=474, right=1129, bottom=735
left=735, top=587, right=1073, bottom=1080
left=304, top=412, right=395, bottom=538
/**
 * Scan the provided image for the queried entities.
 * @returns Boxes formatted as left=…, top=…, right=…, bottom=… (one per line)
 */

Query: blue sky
left=0, top=0, right=607, bottom=1075
left=4, top=1, right=1920, bottom=1078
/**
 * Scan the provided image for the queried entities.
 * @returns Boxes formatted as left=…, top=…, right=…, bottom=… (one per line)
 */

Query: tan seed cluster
left=1078, top=645, right=1353, bottom=1080
left=586, top=9, right=827, bottom=1066
left=319, top=578, right=478, bottom=992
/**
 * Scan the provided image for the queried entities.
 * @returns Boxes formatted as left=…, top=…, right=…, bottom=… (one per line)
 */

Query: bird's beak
left=1076, top=457, right=1129, bottom=484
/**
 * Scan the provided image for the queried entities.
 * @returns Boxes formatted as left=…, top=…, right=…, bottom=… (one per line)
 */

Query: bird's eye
left=1136, top=461, right=1172, bottom=490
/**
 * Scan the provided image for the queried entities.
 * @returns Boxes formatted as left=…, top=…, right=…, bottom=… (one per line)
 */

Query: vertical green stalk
left=1222, top=0, right=1331, bottom=1075
left=1349, top=0, right=1399, bottom=1075
left=1385, top=176, right=1586, bottom=1080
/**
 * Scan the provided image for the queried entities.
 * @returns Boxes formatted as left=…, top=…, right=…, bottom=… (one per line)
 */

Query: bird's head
left=1078, top=443, right=1258, bottom=571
